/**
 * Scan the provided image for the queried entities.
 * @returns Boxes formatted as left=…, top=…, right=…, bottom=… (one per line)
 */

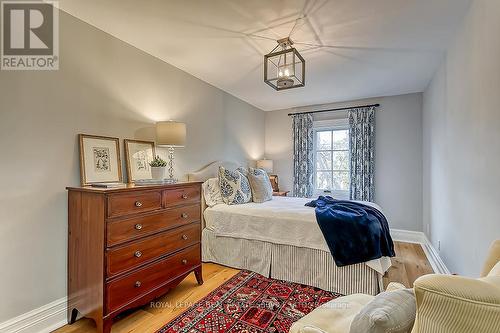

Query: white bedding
left=204, top=196, right=392, bottom=274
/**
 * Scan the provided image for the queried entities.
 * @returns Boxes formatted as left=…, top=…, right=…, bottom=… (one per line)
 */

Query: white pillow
left=202, top=178, right=223, bottom=207
left=349, top=288, right=416, bottom=333
left=248, top=168, right=273, bottom=203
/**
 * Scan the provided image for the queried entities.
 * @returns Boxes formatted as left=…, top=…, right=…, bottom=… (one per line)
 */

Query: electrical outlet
left=438, top=240, right=441, bottom=251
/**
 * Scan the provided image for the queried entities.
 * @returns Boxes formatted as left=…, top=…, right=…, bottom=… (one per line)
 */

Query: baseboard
left=390, top=228, right=450, bottom=274
left=390, top=228, right=427, bottom=244
left=420, top=237, right=451, bottom=275
left=0, top=297, right=67, bottom=333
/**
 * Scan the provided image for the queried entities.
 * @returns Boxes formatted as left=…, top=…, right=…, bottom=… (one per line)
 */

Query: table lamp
left=156, top=121, right=186, bottom=181
left=256, top=159, right=274, bottom=174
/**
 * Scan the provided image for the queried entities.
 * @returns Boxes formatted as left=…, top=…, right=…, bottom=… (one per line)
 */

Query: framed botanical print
left=79, top=134, right=122, bottom=186
left=124, top=139, right=155, bottom=182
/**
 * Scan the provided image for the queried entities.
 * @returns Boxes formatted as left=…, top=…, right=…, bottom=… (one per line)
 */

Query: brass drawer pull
left=181, top=213, right=188, bottom=218
left=135, top=223, right=143, bottom=230
left=134, top=251, right=142, bottom=258
left=135, top=201, right=143, bottom=207
left=182, top=259, right=188, bottom=265
left=182, top=234, right=188, bottom=240
left=134, top=281, right=142, bottom=288
left=182, top=194, right=188, bottom=199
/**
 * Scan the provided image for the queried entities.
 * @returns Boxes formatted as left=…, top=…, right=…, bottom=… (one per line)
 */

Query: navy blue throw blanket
left=306, top=196, right=395, bottom=267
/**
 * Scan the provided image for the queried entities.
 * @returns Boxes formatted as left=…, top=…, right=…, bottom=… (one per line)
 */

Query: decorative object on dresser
left=124, top=139, right=155, bottom=182
left=156, top=121, right=186, bottom=181
left=79, top=134, right=122, bottom=186
left=66, top=182, right=203, bottom=333
left=149, top=155, right=168, bottom=180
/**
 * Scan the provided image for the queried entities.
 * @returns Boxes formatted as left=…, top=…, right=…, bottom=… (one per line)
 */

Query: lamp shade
left=256, top=159, right=273, bottom=173
left=156, top=121, right=186, bottom=147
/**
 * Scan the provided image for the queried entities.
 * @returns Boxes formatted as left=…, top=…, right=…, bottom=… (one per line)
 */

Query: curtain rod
left=287, top=103, right=380, bottom=116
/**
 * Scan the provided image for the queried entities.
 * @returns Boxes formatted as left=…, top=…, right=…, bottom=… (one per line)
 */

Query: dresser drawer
left=164, top=185, right=200, bottom=207
left=106, top=244, right=200, bottom=313
left=106, top=223, right=200, bottom=277
left=107, top=204, right=200, bottom=246
left=107, top=191, right=162, bottom=218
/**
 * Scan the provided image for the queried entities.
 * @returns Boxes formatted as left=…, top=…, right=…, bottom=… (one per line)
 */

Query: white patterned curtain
left=349, top=107, right=376, bottom=201
left=292, top=113, right=314, bottom=197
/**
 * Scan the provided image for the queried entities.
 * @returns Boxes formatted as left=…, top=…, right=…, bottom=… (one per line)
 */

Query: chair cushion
left=385, top=282, right=406, bottom=292
left=349, top=288, right=416, bottom=333
left=290, top=294, right=373, bottom=333
left=487, top=261, right=500, bottom=277
left=248, top=168, right=273, bottom=203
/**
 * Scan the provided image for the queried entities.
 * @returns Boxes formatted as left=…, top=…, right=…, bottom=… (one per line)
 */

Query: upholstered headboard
left=188, top=161, right=239, bottom=229
left=187, top=160, right=239, bottom=182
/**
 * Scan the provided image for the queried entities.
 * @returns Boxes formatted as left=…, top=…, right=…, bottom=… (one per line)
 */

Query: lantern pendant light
left=264, top=37, right=305, bottom=91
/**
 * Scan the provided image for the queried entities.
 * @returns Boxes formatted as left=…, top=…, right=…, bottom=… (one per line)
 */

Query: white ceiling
left=57, top=0, right=471, bottom=111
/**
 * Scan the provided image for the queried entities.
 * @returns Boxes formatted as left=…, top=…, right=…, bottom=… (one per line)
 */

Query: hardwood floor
left=55, top=241, right=433, bottom=333
left=383, top=241, right=434, bottom=288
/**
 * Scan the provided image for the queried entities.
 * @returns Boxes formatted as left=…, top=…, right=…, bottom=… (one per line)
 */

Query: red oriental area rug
left=157, top=270, right=341, bottom=333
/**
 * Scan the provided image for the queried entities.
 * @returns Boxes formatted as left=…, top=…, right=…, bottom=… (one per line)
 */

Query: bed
left=188, top=161, right=392, bottom=295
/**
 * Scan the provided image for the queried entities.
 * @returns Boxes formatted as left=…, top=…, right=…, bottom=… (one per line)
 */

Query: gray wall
left=423, top=0, right=500, bottom=276
left=265, top=93, right=423, bottom=232
left=0, top=11, right=265, bottom=322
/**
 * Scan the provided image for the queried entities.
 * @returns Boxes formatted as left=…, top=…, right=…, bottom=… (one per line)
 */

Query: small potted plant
left=149, top=155, right=167, bottom=180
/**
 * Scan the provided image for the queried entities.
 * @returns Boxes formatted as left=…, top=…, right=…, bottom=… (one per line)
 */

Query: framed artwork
left=79, top=134, right=122, bottom=186
left=124, top=139, right=155, bottom=182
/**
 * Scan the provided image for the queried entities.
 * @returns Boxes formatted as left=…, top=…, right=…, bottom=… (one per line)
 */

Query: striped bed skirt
left=202, top=229, right=382, bottom=295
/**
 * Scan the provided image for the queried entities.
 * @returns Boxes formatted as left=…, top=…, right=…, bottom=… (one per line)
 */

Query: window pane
left=332, top=130, right=349, bottom=149
left=332, top=171, right=350, bottom=191
left=316, top=131, right=332, bottom=150
left=316, top=152, right=332, bottom=170
left=316, top=171, right=332, bottom=190
left=332, top=151, right=349, bottom=170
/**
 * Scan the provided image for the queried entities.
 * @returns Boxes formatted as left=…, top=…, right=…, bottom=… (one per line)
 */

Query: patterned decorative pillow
left=218, top=166, right=252, bottom=205
left=248, top=168, right=273, bottom=203
left=236, top=166, right=249, bottom=177
left=202, top=178, right=223, bottom=207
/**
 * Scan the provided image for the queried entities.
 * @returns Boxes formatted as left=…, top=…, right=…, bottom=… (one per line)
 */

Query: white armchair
left=411, top=240, right=500, bottom=333
left=290, top=282, right=408, bottom=333
left=290, top=240, right=500, bottom=333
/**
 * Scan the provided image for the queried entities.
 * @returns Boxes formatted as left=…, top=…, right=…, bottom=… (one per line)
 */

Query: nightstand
left=273, top=191, right=290, bottom=197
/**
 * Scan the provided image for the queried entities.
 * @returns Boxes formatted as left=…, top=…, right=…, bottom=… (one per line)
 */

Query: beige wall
left=423, top=0, right=500, bottom=276
left=0, top=11, right=264, bottom=322
left=265, top=93, right=423, bottom=232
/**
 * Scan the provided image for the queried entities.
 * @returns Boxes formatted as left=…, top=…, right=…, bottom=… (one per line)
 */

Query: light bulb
left=284, top=68, right=290, bottom=76
left=278, top=71, right=283, bottom=77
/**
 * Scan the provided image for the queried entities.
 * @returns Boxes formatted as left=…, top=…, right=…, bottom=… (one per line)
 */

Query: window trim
left=313, top=120, right=351, bottom=199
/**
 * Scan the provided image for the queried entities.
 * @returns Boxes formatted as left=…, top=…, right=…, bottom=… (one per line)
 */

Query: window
left=313, top=120, right=350, bottom=199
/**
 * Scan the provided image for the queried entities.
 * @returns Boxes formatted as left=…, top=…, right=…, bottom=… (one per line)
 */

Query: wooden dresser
left=66, top=182, right=203, bottom=333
